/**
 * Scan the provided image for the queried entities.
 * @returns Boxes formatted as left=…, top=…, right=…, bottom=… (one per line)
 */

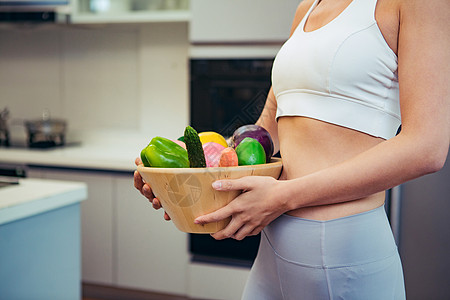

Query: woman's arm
left=195, top=0, right=450, bottom=240
left=255, top=87, right=280, bottom=154
left=282, top=0, right=450, bottom=208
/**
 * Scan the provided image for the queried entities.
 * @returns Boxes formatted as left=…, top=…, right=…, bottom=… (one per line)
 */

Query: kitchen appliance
left=190, top=58, right=273, bottom=137
left=0, top=107, right=10, bottom=146
left=24, top=110, right=67, bottom=148
left=0, top=108, right=69, bottom=149
left=0, top=0, right=71, bottom=23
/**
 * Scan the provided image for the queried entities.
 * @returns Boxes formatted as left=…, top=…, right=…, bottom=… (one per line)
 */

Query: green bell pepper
left=235, top=137, right=266, bottom=165
left=140, top=136, right=189, bottom=168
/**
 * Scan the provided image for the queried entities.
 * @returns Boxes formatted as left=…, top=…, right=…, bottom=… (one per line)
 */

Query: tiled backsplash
left=0, top=23, right=189, bottom=140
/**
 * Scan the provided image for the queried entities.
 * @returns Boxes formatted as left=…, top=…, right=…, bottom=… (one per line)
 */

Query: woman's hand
left=194, top=176, right=289, bottom=241
left=134, top=157, right=171, bottom=221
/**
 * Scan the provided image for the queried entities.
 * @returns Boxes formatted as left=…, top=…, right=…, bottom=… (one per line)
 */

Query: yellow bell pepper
left=198, top=131, right=228, bottom=148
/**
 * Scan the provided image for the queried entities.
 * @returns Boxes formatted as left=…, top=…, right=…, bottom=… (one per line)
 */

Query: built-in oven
left=189, top=58, right=274, bottom=266
left=190, top=58, right=274, bottom=137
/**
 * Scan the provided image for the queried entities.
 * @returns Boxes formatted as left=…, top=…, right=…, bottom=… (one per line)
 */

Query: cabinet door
left=190, top=0, right=300, bottom=43
left=32, top=168, right=115, bottom=285
left=114, top=173, right=189, bottom=295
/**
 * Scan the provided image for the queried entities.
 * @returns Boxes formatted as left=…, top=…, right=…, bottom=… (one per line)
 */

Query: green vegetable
left=141, top=136, right=189, bottom=168
left=140, top=148, right=151, bottom=167
left=184, top=126, right=206, bottom=168
left=235, top=137, right=266, bottom=165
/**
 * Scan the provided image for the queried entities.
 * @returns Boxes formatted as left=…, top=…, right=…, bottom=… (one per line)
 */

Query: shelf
left=70, top=10, right=190, bottom=24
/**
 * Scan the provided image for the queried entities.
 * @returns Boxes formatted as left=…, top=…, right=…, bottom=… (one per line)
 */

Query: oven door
left=189, top=58, right=273, bottom=266
left=190, top=59, right=273, bottom=137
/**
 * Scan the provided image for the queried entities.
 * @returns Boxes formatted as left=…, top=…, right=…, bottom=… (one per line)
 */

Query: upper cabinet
left=71, top=0, right=190, bottom=24
left=189, top=0, right=300, bottom=43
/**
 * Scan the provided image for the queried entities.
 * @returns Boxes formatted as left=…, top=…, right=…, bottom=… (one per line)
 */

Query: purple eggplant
left=231, top=124, right=274, bottom=162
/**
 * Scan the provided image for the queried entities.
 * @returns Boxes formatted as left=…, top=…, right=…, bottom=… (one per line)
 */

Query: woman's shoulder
left=296, top=0, right=316, bottom=13
left=294, top=0, right=316, bottom=21
left=288, top=0, right=316, bottom=36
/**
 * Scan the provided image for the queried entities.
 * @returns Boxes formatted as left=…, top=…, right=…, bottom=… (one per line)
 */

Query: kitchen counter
left=0, top=130, right=154, bottom=172
left=0, top=144, right=137, bottom=172
left=0, top=178, right=87, bottom=300
left=0, top=177, right=87, bottom=225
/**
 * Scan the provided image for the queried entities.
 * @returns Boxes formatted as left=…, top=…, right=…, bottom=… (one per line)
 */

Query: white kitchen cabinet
left=187, top=262, right=250, bottom=300
left=28, top=167, right=115, bottom=286
left=115, top=174, right=189, bottom=295
left=190, top=0, right=300, bottom=43
left=71, top=0, right=190, bottom=24
left=27, top=167, right=189, bottom=295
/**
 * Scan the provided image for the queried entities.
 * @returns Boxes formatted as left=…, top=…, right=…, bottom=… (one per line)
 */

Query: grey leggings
left=242, top=205, right=406, bottom=300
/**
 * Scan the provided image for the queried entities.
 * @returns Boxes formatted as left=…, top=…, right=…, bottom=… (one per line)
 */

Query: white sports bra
left=272, top=0, right=401, bottom=139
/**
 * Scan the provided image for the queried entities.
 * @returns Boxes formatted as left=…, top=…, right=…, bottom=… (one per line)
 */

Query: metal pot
left=0, top=107, right=10, bottom=146
left=24, top=110, right=67, bottom=148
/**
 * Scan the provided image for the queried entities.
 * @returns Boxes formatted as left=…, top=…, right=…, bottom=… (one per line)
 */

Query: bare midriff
left=277, top=116, right=386, bottom=221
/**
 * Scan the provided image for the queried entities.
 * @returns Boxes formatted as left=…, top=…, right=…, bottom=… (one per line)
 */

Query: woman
left=135, top=0, right=449, bottom=298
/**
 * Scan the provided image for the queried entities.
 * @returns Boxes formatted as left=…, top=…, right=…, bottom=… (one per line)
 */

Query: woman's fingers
left=234, top=225, right=264, bottom=241
left=210, top=215, right=261, bottom=241
left=134, top=157, right=171, bottom=221
left=151, top=197, right=163, bottom=209
left=207, top=176, right=282, bottom=240
left=142, top=183, right=154, bottom=199
left=134, top=161, right=158, bottom=207
left=212, top=177, right=251, bottom=192
left=194, top=204, right=234, bottom=225
left=135, top=157, right=142, bottom=166
left=133, top=165, right=155, bottom=200
left=211, top=218, right=244, bottom=240
left=133, top=170, right=144, bottom=192
left=248, top=226, right=264, bottom=237
left=196, top=178, right=255, bottom=240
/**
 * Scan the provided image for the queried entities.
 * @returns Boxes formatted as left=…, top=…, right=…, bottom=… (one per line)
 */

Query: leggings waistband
left=263, top=205, right=398, bottom=268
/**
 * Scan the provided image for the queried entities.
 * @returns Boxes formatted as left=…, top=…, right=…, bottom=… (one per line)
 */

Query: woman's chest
left=305, top=0, right=399, bottom=55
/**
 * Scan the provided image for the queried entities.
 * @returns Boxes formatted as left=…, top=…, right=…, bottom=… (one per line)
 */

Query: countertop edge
left=0, top=180, right=88, bottom=226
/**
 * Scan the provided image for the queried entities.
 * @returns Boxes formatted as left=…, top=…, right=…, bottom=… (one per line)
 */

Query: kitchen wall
left=0, top=22, right=189, bottom=141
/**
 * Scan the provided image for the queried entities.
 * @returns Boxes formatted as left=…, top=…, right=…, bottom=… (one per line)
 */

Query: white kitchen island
left=0, top=178, right=87, bottom=300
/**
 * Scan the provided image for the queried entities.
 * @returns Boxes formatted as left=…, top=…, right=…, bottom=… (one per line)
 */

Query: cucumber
left=184, top=126, right=207, bottom=168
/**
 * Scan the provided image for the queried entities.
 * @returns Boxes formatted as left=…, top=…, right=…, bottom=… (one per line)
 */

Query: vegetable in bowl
left=230, top=124, right=274, bottom=162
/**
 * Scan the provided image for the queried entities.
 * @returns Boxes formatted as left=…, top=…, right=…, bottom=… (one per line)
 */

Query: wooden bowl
left=137, top=158, right=282, bottom=233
